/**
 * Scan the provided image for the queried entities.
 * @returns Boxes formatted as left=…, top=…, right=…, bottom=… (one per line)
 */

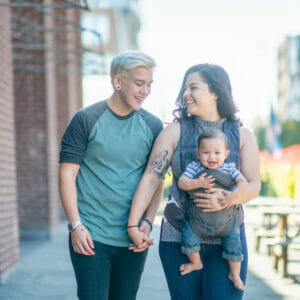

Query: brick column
left=44, top=0, right=60, bottom=232
left=55, top=5, right=70, bottom=144
left=0, top=1, right=19, bottom=281
left=66, top=6, right=82, bottom=119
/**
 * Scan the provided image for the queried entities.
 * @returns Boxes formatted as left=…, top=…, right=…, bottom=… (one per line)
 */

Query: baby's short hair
left=197, top=128, right=228, bottom=149
left=110, top=50, right=156, bottom=79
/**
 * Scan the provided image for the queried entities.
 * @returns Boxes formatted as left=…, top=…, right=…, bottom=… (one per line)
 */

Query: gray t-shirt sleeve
left=59, top=110, right=89, bottom=165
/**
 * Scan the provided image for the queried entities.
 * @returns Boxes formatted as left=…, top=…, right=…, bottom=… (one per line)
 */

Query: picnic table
left=246, top=197, right=299, bottom=208
left=259, top=208, right=300, bottom=240
left=247, top=198, right=300, bottom=251
left=257, top=207, right=300, bottom=277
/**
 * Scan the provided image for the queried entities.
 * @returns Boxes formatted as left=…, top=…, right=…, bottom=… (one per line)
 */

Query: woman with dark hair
left=128, top=64, right=261, bottom=299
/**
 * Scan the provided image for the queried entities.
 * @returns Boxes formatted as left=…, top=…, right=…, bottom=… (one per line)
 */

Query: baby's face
left=197, top=138, right=229, bottom=169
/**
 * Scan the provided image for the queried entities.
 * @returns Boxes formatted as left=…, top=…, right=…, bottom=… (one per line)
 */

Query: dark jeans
left=159, top=223, right=248, bottom=300
left=182, top=217, right=243, bottom=262
left=69, top=237, right=148, bottom=300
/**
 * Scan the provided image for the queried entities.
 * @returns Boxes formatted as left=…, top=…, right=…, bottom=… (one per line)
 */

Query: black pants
left=69, top=238, right=148, bottom=300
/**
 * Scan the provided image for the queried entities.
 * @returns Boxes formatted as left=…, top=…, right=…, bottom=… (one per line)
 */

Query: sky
left=138, top=0, right=300, bottom=127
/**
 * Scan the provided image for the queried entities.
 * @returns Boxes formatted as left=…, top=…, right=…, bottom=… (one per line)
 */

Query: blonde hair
left=110, top=50, right=156, bottom=79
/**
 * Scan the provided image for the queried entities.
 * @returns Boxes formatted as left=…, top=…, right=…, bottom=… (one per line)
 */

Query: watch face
left=68, top=223, right=73, bottom=231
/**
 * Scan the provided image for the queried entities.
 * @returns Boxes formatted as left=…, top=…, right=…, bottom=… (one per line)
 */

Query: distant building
left=81, top=0, right=141, bottom=106
left=81, top=0, right=141, bottom=74
left=277, top=36, right=300, bottom=121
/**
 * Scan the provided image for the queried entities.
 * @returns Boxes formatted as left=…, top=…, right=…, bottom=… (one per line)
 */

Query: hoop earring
left=116, top=85, right=121, bottom=91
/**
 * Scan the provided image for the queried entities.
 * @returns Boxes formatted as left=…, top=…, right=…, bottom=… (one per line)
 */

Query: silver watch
left=68, top=220, right=82, bottom=232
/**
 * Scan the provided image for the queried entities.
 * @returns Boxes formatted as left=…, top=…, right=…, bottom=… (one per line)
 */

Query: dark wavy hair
left=173, top=64, right=239, bottom=121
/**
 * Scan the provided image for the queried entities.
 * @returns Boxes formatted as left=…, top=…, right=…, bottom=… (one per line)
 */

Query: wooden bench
left=266, top=239, right=300, bottom=277
left=254, top=229, right=278, bottom=253
left=266, top=239, right=290, bottom=277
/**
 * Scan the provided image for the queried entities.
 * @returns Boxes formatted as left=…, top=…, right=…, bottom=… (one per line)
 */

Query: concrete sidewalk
left=0, top=215, right=299, bottom=299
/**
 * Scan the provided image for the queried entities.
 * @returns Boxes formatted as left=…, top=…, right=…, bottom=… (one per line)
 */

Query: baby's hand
left=195, top=173, right=215, bottom=189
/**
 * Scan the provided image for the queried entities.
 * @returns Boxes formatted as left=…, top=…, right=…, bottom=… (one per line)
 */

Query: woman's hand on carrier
left=71, top=225, right=95, bottom=256
left=193, top=188, right=228, bottom=212
left=218, top=190, right=235, bottom=209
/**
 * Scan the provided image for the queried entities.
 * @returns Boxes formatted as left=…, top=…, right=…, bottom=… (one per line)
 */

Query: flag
left=266, top=106, right=282, bottom=157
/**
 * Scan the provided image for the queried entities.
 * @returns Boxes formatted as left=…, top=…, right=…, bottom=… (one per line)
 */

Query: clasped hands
left=128, top=219, right=153, bottom=252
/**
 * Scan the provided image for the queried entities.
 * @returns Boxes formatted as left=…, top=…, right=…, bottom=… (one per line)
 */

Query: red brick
left=0, top=1, right=19, bottom=281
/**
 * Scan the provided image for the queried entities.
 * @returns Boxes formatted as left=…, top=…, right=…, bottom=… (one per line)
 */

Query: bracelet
left=142, top=218, right=153, bottom=231
left=127, top=225, right=139, bottom=229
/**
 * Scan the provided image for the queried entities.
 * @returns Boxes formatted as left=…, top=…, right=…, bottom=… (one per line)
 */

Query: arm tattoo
left=150, top=150, right=170, bottom=178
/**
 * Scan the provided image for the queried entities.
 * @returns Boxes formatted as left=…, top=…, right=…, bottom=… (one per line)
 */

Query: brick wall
left=0, top=2, right=19, bottom=281
left=55, top=5, right=70, bottom=144
left=66, top=7, right=83, bottom=119
left=12, top=0, right=82, bottom=238
left=73, top=8, right=83, bottom=111
left=0, top=0, right=83, bottom=281
left=44, top=0, right=61, bottom=232
left=13, top=5, right=51, bottom=238
left=55, top=4, right=82, bottom=140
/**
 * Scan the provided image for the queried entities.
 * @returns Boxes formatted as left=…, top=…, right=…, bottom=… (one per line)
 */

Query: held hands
left=193, top=188, right=233, bottom=212
left=195, top=173, right=215, bottom=189
left=128, top=220, right=153, bottom=252
left=71, top=225, right=95, bottom=256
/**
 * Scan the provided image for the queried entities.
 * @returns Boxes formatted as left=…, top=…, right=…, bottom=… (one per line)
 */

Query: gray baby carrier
left=164, top=118, right=242, bottom=238
left=187, top=168, right=236, bottom=238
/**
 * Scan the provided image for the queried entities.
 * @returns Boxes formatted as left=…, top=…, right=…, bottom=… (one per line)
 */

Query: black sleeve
left=59, top=110, right=90, bottom=165
left=139, top=109, right=163, bottom=144
left=153, top=120, right=163, bottom=141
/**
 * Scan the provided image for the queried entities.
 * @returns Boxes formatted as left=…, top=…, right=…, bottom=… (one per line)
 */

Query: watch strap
left=68, top=220, right=82, bottom=232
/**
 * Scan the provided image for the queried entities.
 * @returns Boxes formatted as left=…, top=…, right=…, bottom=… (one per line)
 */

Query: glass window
left=81, top=13, right=110, bottom=47
left=87, top=0, right=110, bottom=9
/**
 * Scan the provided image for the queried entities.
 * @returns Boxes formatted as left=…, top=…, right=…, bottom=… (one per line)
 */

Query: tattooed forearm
left=150, top=150, right=170, bottom=178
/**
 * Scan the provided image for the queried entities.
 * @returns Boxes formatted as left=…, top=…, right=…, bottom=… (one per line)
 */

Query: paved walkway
left=0, top=213, right=300, bottom=299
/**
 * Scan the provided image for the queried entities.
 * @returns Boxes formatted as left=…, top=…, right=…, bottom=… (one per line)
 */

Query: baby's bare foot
left=228, top=273, right=245, bottom=290
left=179, top=262, right=203, bottom=275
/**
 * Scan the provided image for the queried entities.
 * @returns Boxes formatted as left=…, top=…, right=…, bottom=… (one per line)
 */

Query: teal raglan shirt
left=59, top=100, right=163, bottom=247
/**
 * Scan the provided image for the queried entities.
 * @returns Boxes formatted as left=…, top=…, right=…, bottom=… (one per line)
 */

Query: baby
left=178, top=128, right=247, bottom=291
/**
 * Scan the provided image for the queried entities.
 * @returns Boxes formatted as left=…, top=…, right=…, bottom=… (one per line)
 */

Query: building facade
left=82, top=0, right=140, bottom=56
left=0, top=1, right=18, bottom=280
left=278, top=35, right=300, bottom=121
left=0, top=0, right=84, bottom=281
left=81, top=0, right=141, bottom=106
left=0, top=0, right=141, bottom=282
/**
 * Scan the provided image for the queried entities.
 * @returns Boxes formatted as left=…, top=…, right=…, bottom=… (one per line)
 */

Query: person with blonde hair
left=59, top=50, right=163, bottom=300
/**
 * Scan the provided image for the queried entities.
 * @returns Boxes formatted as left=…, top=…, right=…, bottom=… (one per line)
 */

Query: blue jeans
left=159, top=223, right=248, bottom=300
left=69, top=237, right=148, bottom=300
left=182, top=217, right=243, bottom=262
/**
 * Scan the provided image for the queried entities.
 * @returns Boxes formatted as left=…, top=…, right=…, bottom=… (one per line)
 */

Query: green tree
left=253, top=120, right=300, bottom=150
left=255, top=126, right=266, bottom=150
left=280, top=121, right=300, bottom=147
